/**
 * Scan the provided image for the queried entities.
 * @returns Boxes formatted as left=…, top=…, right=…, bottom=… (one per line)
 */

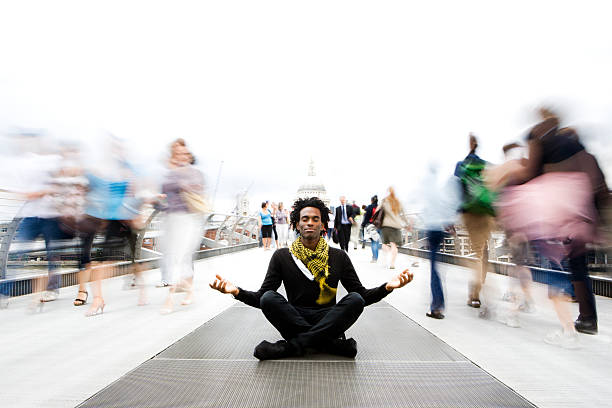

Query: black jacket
left=361, top=204, right=378, bottom=227
left=334, top=204, right=354, bottom=229
left=235, top=247, right=390, bottom=309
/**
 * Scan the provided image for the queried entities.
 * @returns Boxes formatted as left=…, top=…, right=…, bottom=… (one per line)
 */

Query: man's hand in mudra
left=385, top=269, right=414, bottom=292
left=209, top=274, right=239, bottom=296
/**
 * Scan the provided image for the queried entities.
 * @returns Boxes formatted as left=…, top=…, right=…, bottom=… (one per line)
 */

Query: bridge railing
left=0, top=211, right=259, bottom=297
left=399, top=246, right=612, bottom=298
left=147, top=212, right=260, bottom=248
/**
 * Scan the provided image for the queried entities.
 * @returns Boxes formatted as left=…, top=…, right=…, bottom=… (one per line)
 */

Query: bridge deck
left=1, top=246, right=611, bottom=407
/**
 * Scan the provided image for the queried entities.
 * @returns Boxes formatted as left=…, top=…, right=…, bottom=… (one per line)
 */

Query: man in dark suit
left=334, top=196, right=354, bottom=252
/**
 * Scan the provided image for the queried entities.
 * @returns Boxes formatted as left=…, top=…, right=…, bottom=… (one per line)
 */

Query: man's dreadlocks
left=290, top=197, right=330, bottom=235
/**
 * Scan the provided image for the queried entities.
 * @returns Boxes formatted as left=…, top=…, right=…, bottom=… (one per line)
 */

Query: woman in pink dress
left=495, top=108, right=608, bottom=345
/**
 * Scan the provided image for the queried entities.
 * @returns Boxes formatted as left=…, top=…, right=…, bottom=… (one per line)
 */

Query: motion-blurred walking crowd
left=1, top=106, right=610, bottom=350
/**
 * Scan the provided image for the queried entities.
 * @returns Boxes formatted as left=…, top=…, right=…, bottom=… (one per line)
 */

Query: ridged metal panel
left=77, top=301, right=535, bottom=408
left=77, top=359, right=535, bottom=408
left=156, top=304, right=466, bottom=362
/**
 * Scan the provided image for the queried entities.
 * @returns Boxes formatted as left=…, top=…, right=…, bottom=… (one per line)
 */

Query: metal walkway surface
left=77, top=302, right=534, bottom=408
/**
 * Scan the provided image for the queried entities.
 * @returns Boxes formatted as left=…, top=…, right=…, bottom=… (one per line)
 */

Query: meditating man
left=210, top=197, right=413, bottom=360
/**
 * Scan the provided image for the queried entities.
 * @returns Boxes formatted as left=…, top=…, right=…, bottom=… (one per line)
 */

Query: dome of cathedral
left=294, top=159, right=330, bottom=208
left=297, top=182, right=327, bottom=193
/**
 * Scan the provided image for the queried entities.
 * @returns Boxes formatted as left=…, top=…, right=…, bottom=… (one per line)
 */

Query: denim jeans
left=370, top=238, right=380, bottom=260
left=428, top=230, right=445, bottom=312
left=16, top=217, right=72, bottom=291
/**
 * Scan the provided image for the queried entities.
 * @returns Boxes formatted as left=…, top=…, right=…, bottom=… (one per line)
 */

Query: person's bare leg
left=552, top=293, right=575, bottom=332
left=162, top=286, right=175, bottom=313
left=517, top=266, right=534, bottom=304
left=181, top=276, right=194, bottom=305
left=133, top=263, right=147, bottom=306
left=86, top=263, right=105, bottom=316
left=28, top=275, right=45, bottom=312
left=389, top=243, right=398, bottom=268
left=74, top=268, right=90, bottom=306
left=381, top=243, right=389, bottom=266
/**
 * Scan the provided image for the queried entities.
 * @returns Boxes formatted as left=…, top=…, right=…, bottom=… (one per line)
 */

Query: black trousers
left=569, top=253, right=597, bottom=321
left=337, top=224, right=352, bottom=251
left=259, top=290, right=365, bottom=351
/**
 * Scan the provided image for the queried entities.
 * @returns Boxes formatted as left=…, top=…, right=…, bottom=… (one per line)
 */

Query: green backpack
left=459, top=158, right=496, bottom=216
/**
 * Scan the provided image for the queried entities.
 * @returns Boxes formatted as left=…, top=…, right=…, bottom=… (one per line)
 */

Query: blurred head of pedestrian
left=469, top=133, right=478, bottom=154
left=386, top=187, right=400, bottom=214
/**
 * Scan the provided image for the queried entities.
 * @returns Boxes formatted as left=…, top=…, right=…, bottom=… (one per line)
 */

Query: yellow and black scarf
left=290, top=237, right=337, bottom=305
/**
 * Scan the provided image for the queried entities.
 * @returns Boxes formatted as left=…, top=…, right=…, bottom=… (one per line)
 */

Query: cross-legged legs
left=258, top=290, right=365, bottom=359
left=259, top=290, right=312, bottom=341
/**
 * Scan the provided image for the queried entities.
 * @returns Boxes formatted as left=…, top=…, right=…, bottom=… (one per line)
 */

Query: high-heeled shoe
left=74, top=290, right=88, bottom=306
left=160, top=298, right=174, bottom=314
left=85, top=297, right=105, bottom=317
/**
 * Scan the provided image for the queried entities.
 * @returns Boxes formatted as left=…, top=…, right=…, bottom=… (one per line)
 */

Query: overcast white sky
left=1, top=1, right=610, bottom=213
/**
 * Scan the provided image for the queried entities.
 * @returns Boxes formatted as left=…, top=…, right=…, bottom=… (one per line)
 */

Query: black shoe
left=253, top=340, right=298, bottom=360
left=324, top=337, right=358, bottom=358
left=426, top=311, right=445, bottom=319
left=574, top=318, right=598, bottom=335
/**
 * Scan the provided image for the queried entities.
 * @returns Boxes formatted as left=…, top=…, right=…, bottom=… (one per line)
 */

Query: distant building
left=295, top=159, right=330, bottom=209
left=231, top=190, right=250, bottom=216
left=237, top=194, right=249, bottom=216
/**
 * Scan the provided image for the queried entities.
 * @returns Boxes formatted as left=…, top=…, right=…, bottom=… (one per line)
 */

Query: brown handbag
left=371, top=206, right=385, bottom=229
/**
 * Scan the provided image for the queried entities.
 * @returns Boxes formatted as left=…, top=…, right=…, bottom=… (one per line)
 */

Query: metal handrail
left=1, top=212, right=259, bottom=280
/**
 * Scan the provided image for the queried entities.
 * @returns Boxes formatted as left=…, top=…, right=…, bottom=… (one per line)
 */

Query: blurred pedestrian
left=360, top=204, right=367, bottom=249
left=362, top=195, right=381, bottom=262
left=275, top=202, right=289, bottom=248
left=455, top=134, right=495, bottom=310
left=498, top=107, right=608, bottom=342
left=334, top=196, right=355, bottom=252
left=380, top=187, right=411, bottom=269
left=75, top=135, right=146, bottom=317
left=485, top=143, right=535, bottom=327
left=270, top=202, right=279, bottom=249
left=326, top=208, right=335, bottom=242
left=259, top=202, right=273, bottom=250
left=420, top=162, right=462, bottom=319
left=10, top=132, right=73, bottom=309
left=350, top=206, right=362, bottom=250
left=156, top=138, right=187, bottom=288
left=159, top=142, right=206, bottom=313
